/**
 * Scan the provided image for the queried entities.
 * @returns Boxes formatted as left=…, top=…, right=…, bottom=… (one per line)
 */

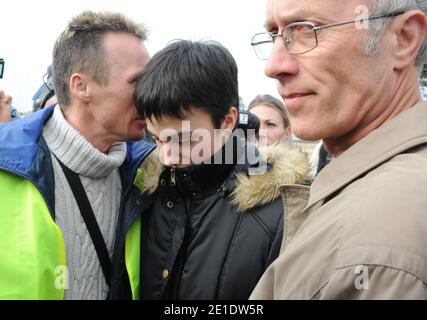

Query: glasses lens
left=251, top=33, right=273, bottom=60
left=284, top=23, right=317, bottom=54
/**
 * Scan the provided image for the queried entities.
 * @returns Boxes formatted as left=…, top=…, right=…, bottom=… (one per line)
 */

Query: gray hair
left=366, top=0, right=426, bottom=66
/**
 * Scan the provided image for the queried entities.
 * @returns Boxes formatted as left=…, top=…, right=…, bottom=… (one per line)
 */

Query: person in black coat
left=115, top=40, right=310, bottom=300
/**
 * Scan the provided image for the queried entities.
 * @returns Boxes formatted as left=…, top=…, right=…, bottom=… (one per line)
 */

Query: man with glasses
left=250, top=0, right=427, bottom=299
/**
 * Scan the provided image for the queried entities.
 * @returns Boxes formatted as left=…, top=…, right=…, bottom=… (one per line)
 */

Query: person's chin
left=292, top=127, right=321, bottom=142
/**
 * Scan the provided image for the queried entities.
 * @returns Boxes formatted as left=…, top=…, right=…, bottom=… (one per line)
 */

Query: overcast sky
left=0, top=0, right=279, bottom=113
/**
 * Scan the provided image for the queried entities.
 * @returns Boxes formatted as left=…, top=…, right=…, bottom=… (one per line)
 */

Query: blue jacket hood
left=0, top=105, right=56, bottom=177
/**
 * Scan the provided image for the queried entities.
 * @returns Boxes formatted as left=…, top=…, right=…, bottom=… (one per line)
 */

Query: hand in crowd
left=0, top=90, right=12, bottom=123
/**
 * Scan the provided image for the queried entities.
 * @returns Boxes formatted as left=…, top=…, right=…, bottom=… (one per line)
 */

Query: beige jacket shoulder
left=251, top=102, right=427, bottom=300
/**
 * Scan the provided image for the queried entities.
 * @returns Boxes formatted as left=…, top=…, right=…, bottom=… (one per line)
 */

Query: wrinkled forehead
left=265, top=0, right=372, bottom=29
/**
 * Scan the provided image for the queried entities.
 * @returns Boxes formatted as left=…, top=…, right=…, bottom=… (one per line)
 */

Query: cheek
left=301, top=45, right=351, bottom=94
left=269, top=127, right=283, bottom=140
left=125, top=106, right=139, bottom=122
left=116, top=86, right=137, bottom=109
left=317, top=44, right=372, bottom=101
left=267, top=128, right=280, bottom=140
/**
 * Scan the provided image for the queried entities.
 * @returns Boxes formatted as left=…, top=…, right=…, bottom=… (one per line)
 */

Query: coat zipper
left=170, top=168, right=176, bottom=186
left=164, top=168, right=192, bottom=299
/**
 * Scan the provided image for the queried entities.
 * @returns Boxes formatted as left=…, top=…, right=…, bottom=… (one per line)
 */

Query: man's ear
left=69, top=73, right=90, bottom=103
left=391, top=10, right=427, bottom=70
left=222, top=106, right=238, bottom=130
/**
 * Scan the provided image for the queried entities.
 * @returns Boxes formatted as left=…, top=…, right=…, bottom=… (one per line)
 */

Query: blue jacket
left=0, top=105, right=155, bottom=298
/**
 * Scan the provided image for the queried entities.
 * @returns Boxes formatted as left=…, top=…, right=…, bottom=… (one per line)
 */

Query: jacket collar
left=159, top=133, right=247, bottom=199
left=120, top=140, right=155, bottom=192
left=306, top=101, right=427, bottom=210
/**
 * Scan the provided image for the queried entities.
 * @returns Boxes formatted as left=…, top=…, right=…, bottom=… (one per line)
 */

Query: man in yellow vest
left=0, top=11, right=154, bottom=300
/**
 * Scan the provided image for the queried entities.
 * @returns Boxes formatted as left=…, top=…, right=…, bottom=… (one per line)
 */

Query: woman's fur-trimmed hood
left=135, top=142, right=310, bottom=212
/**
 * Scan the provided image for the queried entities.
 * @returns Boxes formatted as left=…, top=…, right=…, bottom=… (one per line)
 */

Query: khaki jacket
left=251, top=101, right=427, bottom=300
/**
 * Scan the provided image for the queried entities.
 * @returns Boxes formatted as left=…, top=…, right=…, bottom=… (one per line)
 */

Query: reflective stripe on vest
left=0, top=172, right=66, bottom=299
left=125, top=215, right=141, bottom=300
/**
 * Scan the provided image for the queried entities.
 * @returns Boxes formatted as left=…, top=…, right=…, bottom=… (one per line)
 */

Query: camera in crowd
left=32, top=65, right=55, bottom=112
left=236, top=109, right=260, bottom=138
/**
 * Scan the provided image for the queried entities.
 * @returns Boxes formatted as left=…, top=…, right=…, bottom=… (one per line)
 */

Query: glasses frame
left=251, top=11, right=405, bottom=59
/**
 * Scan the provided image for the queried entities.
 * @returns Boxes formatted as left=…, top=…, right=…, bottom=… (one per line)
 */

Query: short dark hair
left=53, top=11, right=147, bottom=107
left=135, top=40, right=239, bottom=128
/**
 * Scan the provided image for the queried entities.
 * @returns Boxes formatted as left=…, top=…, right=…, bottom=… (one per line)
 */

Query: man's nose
left=264, top=38, right=299, bottom=79
left=160, top=143, right=180, bottom=167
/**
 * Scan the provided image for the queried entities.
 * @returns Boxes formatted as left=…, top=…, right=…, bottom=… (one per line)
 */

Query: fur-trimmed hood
left=230, top=143, right=309, bottom=212
left=135, top=142, right=309, bottom=212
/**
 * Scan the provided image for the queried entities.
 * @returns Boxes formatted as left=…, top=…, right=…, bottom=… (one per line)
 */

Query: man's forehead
left=265, top=0, right=371, bottom=28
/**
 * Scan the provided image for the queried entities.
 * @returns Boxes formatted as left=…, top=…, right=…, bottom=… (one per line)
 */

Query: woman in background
left=248, top=94, right=291, bottom=145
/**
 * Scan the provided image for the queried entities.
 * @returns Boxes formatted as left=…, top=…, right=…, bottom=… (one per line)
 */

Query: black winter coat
left=137, top=140, right=309, bottom=300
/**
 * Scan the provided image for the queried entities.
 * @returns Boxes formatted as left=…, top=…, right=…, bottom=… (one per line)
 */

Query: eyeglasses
left=251, top=11, right=405, bottom=60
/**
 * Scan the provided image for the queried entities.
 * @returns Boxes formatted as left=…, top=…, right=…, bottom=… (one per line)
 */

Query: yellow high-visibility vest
left=0, top=172, right=141, bottom=300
